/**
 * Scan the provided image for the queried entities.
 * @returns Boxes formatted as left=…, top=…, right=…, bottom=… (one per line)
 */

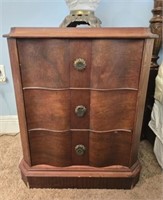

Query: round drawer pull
left=74, top=58, right=86, bottom=71
left=75, top=105, right=87, bottom=117
left=75, top=144, right=86, bottom=156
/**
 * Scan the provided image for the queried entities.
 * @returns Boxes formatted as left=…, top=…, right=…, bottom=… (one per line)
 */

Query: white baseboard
left=0, top=115, right=20, bottom=135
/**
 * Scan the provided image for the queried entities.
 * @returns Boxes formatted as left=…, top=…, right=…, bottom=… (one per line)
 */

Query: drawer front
left=20, top=38, right=142, bottom=168
left=91, top=39, right=144, bottom=89
left=72, top=131, right=89, bottom=165
left=24, top=90, right=70, bottom=131
left=29, top=130, right=89, bottom=167
left=29, top=130, right=72, bottom=167
left=17, top=39, right=69, bottom=88
left=70, top=90, right=90, bottom=129
left=90, top=90, right=137, bottom=131
left=89, top=131, right=132, bottom=167
left=29, top=130, right=131, bottom=167
left=69, top=40, right=91, bottom=88
left=18, top=38, right=143, bottom=90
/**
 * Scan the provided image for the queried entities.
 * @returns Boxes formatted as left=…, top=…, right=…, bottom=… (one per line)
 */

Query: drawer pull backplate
left=74, top=58, right=86, bottom=71
left=75, top=144, right=86, bottom=156
left=75, top=105, right=87, bottom=117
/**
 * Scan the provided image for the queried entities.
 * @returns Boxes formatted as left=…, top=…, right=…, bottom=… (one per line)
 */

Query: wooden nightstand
left=5, top=28, right=156, bottom=189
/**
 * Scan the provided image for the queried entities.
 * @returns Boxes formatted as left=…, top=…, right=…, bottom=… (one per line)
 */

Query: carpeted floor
left=0, top=134, right=162, bottom=200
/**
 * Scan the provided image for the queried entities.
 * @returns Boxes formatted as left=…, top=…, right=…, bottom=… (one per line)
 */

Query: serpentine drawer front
left=5, top=28, right=156, bottom=189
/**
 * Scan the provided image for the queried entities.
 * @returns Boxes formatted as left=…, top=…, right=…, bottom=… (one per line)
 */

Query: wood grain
left=19, top=159, right=141, bottom=188
left=4, top=27, right=157, bottom=38
left=69, top=39, right=91, bottom=88
left=70, top=90, right=90, bottom=129
left=130, top=39, right=155, bottom=166
left=89, top=131, right=132, bottom=167
left=71, top=131, right=89, bottom=165
left=91, top=39, right=144, bottom=89
left=24, top=90, right=70, bottom=130
left=90, top=90, right=138, bottom=131
left=17, top=39, right=69, bottom=88
left=29, top=130, right=72, bottom=167
left=5, top=28, right=155, bottom=189
left=7, top=39, right=31, bottom=166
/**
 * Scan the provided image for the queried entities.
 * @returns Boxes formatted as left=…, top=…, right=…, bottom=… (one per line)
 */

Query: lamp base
left=60, top=10, right=102, bottom=27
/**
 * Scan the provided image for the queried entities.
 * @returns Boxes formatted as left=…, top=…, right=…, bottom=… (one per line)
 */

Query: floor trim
left=0, top=115, right=19, bottom=135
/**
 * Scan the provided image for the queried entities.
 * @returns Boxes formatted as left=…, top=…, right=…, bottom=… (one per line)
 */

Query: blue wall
left=0, top=0, right=161, bottom=115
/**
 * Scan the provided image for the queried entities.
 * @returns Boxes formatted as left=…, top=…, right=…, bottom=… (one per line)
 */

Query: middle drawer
left=70, top=90, right=90, bottom=129
left=23, top=89, right=90, bottom=131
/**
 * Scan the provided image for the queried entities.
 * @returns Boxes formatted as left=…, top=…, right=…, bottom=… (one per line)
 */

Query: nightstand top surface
left=4, top=27, right=158, bottom=39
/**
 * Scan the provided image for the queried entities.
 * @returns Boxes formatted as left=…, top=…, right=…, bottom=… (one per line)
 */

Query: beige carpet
left=0, top=134, right=162, bottom=200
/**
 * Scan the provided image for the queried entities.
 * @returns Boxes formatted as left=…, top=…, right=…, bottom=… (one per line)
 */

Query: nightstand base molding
left=20, top=159, right=141, bottom=189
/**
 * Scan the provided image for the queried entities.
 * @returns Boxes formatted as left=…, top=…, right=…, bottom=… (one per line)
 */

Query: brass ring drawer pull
left=75, top=144, right=86, bottom=156
left=75, top=105, right=87, bottom=117
left=74, top=58, right=86, bottom=71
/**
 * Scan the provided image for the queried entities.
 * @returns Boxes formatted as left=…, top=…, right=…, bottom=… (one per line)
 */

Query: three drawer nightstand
left=5, top=28, right=156, bottom=189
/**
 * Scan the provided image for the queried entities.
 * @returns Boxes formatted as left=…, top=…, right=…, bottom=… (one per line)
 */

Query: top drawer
left=17, top=39, right=69, bottom=88
left=91, top=39, right=144, bottom=89
left=17, top=38, right=144, bottom=89
left=17, top=39, right=91, bottom=89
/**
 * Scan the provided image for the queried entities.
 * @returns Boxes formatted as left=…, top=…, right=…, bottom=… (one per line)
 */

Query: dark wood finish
left=70, top=90, right=90, bottom=129
left=71, top=131, right=89, bottom=165
left=26, top=177, right=139, bottom=189
left=4, top=27, right=157, bottom=38
left=29, top=130, right=71, bottom=166
left=130, top=39, right=155, bottom=166
left=150, top=0, right=163, bottom=68
left=5, top=28, right=155, bottom=189
left=24, top=90, right=70, bottom=131
left=17, top=39, right=69, bottom=88
left=142, top=0, right=163, bottom=144
left=7, top=39, right=31, bottom=166
left=91, top=39, right=144, bottom=89
left=70, top=40, right=91, bottom=88
left=20, top=159, right=141, bottom=189
left=90, top=90, right=137, bottom=131
left=89, top=131, right=132, bottom=167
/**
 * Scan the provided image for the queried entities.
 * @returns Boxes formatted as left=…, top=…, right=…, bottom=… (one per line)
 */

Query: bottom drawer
left=29, top=130, right=72, bottom=167
left=89, top=131, right=132, bottom=167
left=29, top=130, right=132, bottom=167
